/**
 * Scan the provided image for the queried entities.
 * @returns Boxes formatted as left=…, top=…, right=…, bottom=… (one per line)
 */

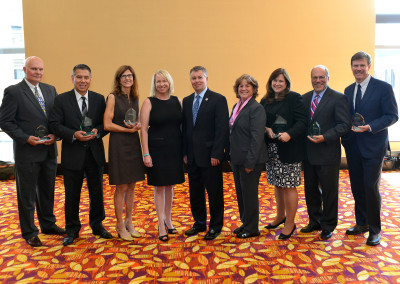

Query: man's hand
left=74, top=128, right=98, bottom=141
left=27, top=136, right=44, bottom=146
left=307, top=134, right=325, bottom=143
left=211, top=158, right=220, bottom=166
left=278, top=132, right=291, bottom=142
left=43, top=134, right=56, bottom=145
left=183, top=155, right=187, bottom=165
left=352, top=125, right=370, bottom=133
left=245, top=168, right=253, bottom=173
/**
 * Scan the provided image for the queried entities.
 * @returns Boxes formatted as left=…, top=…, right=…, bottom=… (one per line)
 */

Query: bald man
left=0, top=56, right=65, bottom=247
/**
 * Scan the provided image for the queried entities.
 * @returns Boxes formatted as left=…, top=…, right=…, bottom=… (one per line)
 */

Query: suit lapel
left=348, top=83, right=356, bottom=114
left=39, top=83, right=52, bottom=116
left=232, top=98, right=253, bottom=129
left=20, top=80, right=47, bottom=118
left=360, top=77, right=376, bottom=111
left=68, top=90, right=83, bottom=119
left=312, top=88, right=330, bottom=122
left=87, top=91, right=95, bottom=118
left=194, top=89, right=210, bottom=126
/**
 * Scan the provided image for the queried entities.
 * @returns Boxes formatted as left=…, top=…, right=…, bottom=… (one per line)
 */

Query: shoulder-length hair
left=111, top=65, right=138, bottom=100
left=149, top=70, right=174, bottom=97
left=233, top=74, right=259, bottom=98
left=263, top=68, right=291, bottom=104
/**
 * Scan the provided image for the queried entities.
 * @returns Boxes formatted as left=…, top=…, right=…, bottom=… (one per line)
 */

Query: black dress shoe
left=233, top=226, right=244, bottom=235
left=204, top=229, right=221, bottom=240
left=42, top=226, right=66, bottom=235
left=237, top=231, right=260, bottom=239
left=366, top=233, right=381, bottom=246
left=346, top=225, right=369, bottom=235
left=265, top=217, right=286, bottom=229
left=26, top=236, right=42, bottom=247
left=278, top=224, right=296, bottom=240
left=184, top=227, right=206, bottom=236
left=94, top=230, right=113, bottom=239
left=63, top=233, right=79, bottom=246
left=300, top=224, right=321, bottom=233
left=320, top=230, right=333, bottom=240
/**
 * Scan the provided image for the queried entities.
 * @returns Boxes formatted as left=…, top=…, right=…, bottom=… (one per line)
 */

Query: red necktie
left=311, top=94, right=320, bottom=118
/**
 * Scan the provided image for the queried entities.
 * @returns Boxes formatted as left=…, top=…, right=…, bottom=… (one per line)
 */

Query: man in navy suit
left=302, top=65, right=350, bottom=240
left=50, top=64, right=112, bottom=246
left=182, top=66, right=229, bottom=240
left=0, top=56, right=65, bottom=247
left=342, top=51, right=398, bottom=246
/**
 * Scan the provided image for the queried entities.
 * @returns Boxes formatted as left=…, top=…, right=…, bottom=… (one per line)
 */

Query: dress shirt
left=74, top=89, right=89, bottom=112
left=192, top=87, right=208, bottom=109
left=25, top=78, right=44, bottom=101
left=353, top=75, right=371, bottom=109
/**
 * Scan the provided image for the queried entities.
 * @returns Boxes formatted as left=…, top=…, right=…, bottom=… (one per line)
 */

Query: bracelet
left=143, top=153, right=150, bottom=157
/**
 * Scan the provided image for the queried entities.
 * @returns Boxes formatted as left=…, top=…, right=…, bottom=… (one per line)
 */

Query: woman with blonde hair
left=140, top=70, right=184, bottom=241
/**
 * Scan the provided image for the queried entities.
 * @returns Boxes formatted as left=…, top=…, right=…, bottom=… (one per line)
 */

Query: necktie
left=311, top=94, right=320, bottom=118
left=192, top=95, right=200, bottom=125
left=34, top=86, right=46, bottom=115
left=81, top=97, right=87, bottom=116
left=355, top=84, right=362, bottom=112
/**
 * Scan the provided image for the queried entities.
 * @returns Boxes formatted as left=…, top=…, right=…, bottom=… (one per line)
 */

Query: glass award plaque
left=124, top=108, right=137, bottom=126
left=35, top=125, right=50, bottom=141
left=80, top=115, right=94, bottom=136
left=271, top=115, right=287, bottom=138
left=352, top=113, right=365, bottom=130
left=308, top=122, right=321, bottom=138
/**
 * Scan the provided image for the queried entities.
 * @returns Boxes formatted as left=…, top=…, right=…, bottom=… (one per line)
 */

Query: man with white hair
left=301, top=65, right=350, bottom=240
left=0, top=56, right=65, bottom=247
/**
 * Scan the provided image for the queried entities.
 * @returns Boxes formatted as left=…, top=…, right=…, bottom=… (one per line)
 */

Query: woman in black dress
left=260, top=68, right=307, bottom=239
left=140, top=70, right=184, bottom=241
left=104, top=65, right=145, bottom=241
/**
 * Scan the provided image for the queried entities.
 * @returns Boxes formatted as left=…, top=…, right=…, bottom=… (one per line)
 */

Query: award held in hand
left=271, top=115, right=287, bottom=139
left=308, top=122, right=321, bottom=138
left=80, top=115, right=95, bottom=136
left=352, top=113, right=365, bottom=131
left=35, top=125, right=50, bottom=141
left=124, top=108, right=137, bottom=126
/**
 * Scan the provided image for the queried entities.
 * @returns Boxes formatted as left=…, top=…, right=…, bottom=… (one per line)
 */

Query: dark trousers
left=63, top=150, right=105, bottom=235
left=232, top=163, right=262, bottom=234
left=303, top=161, right=339, bottom=232
left=345, top=146, right=383, bottom=234
left=15, top=157, right=57, bottom=239
left=187, top=162, right=224, bottom=232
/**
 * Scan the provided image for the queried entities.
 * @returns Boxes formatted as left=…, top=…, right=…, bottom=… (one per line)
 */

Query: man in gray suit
left=301, top=65, right=350, bottom=240
left=0, top=56, right=65, bottom=247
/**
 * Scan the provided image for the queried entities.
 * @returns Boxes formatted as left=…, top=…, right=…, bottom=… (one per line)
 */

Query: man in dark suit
left=301, top=65, right=350, bottom=240
left=49, top=64, right=112, bottom=246
left=182, top=66, right=229, bottom=240
left=0, top=56, right=65, bottom=247
left=342, top=51, right=398, bottom=246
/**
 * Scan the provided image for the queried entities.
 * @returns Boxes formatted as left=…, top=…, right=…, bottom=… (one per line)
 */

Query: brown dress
left=108, top=94, right=145, bottom=185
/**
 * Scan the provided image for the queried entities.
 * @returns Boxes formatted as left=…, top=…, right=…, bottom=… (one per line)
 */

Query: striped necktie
left=81, top=97, right=87, bottom=116
left=192, top=95, right=200, bottom=125
left=34, top=86, right=46, bottom=115
left=311, top=94, right=320, bottom=118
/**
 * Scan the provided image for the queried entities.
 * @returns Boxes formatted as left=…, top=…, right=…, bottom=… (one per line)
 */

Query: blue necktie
left=192, top=95, right=200, bottom=125
left=355, top=84, right=362, bottom=112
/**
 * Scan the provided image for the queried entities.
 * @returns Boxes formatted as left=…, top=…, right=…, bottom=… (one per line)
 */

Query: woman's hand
left=143, top=155, right=153, bottom=167
left=278, top=132, right=291, bottom=142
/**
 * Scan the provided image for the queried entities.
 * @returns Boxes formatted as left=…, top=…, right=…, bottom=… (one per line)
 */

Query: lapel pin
left=205, top=98, right=208, bottom=101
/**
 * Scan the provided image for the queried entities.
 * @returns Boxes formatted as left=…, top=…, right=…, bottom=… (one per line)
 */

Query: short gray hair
left=311, top=65, right=329, bottom=78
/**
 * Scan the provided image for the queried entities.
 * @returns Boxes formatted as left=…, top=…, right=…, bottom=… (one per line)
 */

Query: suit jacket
left=0, top=80, right=57, bottom=163
left=182, top=89, right=229, bottom=167
left=49, top=89, right=107, bottom=170
left=229, top=97, right=267, bottom=169
left=341, top=76, right=398, bottom=159
left=303, top=87, right=350, bottom=165
left=260, top=91, right=307, bottom=163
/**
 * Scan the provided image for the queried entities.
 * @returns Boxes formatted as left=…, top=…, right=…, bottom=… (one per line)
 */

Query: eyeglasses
left=121, top=74, right=133, bottom=79
left=312, top=76, right=327, bottom=81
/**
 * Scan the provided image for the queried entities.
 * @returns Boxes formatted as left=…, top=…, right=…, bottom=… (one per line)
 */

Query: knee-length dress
left=147, top=96, right=185, bottom=186
left=108, top=94, right=145, bottom=185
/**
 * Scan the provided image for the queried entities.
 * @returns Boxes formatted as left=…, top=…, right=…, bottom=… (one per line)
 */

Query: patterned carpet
left=0, top=170, right=399, bottom=283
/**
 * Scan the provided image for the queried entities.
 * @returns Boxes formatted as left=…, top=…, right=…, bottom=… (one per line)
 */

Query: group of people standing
left=0, top=51, right=397, bottom=248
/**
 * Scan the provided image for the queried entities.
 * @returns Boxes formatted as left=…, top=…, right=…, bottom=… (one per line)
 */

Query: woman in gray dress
left=104, top=65, right=145, bottom=241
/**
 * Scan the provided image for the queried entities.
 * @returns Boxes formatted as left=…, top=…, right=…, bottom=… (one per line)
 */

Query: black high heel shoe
left=265, top=217, right=286, bottom=229
left=164, top=221, right=178, bottom=234
left=278, top=224, right=296, bottom=240
left=158, top=226, right=168, bottom=242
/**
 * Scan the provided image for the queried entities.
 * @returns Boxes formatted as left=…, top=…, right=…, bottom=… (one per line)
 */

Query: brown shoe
left=26, top=236, right=42, bottom=247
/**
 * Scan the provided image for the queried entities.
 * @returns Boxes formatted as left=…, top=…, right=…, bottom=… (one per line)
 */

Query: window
left=375, top=0, right=400, bottom=141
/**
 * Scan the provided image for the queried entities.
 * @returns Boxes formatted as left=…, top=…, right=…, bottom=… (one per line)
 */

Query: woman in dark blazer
left=229, top=74, right=267, bottom=238
left=260, top=68, right=307, bottom=240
